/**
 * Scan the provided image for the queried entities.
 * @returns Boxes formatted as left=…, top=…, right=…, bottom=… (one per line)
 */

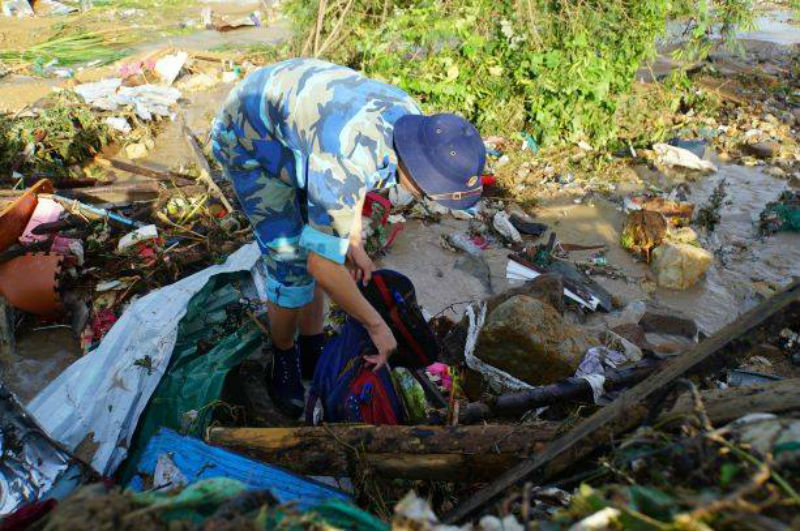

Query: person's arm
left=307, top=252, right=395, bottom=370
left=301, top=155, right=396, bottom=369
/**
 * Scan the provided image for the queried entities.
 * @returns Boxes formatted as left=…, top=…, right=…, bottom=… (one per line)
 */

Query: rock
left=125, top=142, right=149, bottom=159
left=486, top=273, right=565, bottom=315
left=766, top=166, right=787, bottom=178
left=476, top=295, right=599, bottom=386
left=639, top=305, right=699, bottom=339
left=788, top=173, right=800, bottom=189
left=743, top=141, right=780, bottom=160
left=611, top=323, right=655, bottom=353
left=651, top=242, right=712, bottom=290
left=664, top=226, right=699, bottom=245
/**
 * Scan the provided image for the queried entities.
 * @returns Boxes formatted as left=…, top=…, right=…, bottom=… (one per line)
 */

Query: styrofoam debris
left=653, top=143, right=717, bottom=172
left=154, top=51, right=188, bottom=86
left=104, top=117, right=132, bottom=134
left=118, top=224, right=159, bottom=250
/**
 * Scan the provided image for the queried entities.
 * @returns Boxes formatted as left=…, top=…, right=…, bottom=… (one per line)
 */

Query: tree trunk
left=207, top=423, right=559, bottom=480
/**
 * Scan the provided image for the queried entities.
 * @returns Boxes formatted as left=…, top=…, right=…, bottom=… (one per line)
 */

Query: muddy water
left=536, top=163, right=798, bottom=335
left=3, top=328, right=80, bottom=404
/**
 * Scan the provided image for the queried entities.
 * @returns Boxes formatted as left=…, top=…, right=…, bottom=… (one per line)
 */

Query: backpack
left=358, top=270, right=440, bottom=369
left=305, top=318, right=405, bottom=425
left=305, top=270, right=439, bottom=425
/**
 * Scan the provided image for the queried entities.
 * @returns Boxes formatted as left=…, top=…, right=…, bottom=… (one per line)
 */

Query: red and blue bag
left=305, top=270, right=439, bottom=425
left=306, top=319, right=404, bottom=425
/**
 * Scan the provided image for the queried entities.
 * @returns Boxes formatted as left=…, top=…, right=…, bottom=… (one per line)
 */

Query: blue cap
left=393, top=113, right=486, bottom=210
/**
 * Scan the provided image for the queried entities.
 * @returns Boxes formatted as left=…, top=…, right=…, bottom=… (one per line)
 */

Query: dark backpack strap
left=373, top=274, right=429, bottom=366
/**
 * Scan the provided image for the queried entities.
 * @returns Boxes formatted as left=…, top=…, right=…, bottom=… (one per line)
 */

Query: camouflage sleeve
left=299, top=154, right=369, bottom=264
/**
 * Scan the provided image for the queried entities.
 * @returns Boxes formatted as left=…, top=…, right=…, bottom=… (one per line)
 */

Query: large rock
left=476, top=295, right=598, bottom=386
left=651, top=242, right=713, bottom=290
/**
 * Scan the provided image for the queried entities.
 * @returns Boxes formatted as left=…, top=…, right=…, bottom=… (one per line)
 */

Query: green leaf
left=628, top=485, right=677, bottom=522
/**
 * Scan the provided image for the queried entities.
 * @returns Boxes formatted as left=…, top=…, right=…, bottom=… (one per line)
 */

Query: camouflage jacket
left=212, top=58, right=421, bottom=264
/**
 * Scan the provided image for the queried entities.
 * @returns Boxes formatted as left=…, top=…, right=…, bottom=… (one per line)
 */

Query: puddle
left=739, top=11, right=800, bottom=45
left=385, top=161, right=798, bottom=336
left=129, top=21, right=292, bottom=56
left=3, top=327, right=81, bottom=405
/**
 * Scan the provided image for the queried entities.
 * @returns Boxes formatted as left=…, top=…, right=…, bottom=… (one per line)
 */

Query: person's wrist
left=363, top=313, right=385, bottom=333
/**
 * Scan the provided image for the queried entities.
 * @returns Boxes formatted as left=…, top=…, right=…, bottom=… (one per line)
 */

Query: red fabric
left=0, top=499, right=57, bottom=531
left=352, top=371, right=399, bottom=425
left=362, top=192, right=391, bottom=225
left=481, top=174, right=496, bottom=187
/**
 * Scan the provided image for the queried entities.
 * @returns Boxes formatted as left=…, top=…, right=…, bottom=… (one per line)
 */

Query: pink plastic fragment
left=19, top=198, right=64, bottom=244
left=426, top=362, right=453, bottom=392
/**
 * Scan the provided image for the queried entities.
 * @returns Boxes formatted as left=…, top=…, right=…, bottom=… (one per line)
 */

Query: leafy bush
left=282, top=0, right=754, bottom=148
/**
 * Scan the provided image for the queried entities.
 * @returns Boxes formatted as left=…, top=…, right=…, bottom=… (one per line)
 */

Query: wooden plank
left=658, top=378, right=800, bottom=426
left=445, top=280, right=800, bottom=523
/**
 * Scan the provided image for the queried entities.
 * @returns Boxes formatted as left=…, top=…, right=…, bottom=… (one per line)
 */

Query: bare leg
left=299, top=285, right=326, bottom=336
left=267, top=303, right=301, bottom=350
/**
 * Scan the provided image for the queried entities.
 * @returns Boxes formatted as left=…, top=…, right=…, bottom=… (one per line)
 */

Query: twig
left=317, top=0, right=355, bottom=57
left=312, top=0, right=329, bottom=56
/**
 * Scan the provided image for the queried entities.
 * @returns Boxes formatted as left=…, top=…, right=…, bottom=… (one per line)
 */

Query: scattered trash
left=74, top=79, right=181, bottom=120
left=492, top=210, right=522, bottom=244
left=0, top=383, right=94, bottom=517
left=28, top=243, right=266, bottom=475
left=620, top=210, right=667, bottom=262
left=202, top=7, right=261, bottom=31
left=104, top=116, right=132, bottom=134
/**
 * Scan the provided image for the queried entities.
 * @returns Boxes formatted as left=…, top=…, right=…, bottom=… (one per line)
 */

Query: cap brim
left=394, top=115, right=481, bottom=210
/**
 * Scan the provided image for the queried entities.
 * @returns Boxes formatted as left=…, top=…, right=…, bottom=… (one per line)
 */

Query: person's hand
left=346, top=242, right=376, bottom=287
left=364, top=319, right=397, bottom=372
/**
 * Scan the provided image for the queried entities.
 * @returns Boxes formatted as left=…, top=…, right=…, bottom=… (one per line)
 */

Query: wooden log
left=207, top=423, right=558, bottom=479
left=657, top=378, right=800, bottom=427
left=95, top=158, right=196, bottom=187
left=445, top=280, right=800, bottom=523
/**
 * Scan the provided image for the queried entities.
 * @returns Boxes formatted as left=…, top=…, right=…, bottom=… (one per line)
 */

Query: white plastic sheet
left=74, top=79, right=181, bottom=120
left=29, top=243, right=266, bottom=476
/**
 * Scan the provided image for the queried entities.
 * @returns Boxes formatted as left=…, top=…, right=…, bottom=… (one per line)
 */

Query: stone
left=639, top=305, right=699, bottom=339
left=766, top=166, right=787, bottom=178
left=743, top=141, right=780, bottom=160
left=664, top=226, right=699, bottom=245
left=476, top=295, right=599, bottom=386
left=125, top=142, right=149, bottom=159
left=651, top=242, right=713, bottom=290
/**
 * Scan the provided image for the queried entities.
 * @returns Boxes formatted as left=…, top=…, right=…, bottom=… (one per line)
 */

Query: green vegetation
left=0, top=91, right=112, bottom=179
left=281, top=0, right=756, bottom=149
left=0, top=28, right=132, bottom=66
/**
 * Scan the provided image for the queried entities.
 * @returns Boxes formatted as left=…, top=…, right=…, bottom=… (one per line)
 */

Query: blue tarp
left=127, top=429, right=350, bottom=509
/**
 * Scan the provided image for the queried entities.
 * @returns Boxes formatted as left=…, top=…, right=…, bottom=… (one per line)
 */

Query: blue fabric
left=211, top=59, right=421, bottom=306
